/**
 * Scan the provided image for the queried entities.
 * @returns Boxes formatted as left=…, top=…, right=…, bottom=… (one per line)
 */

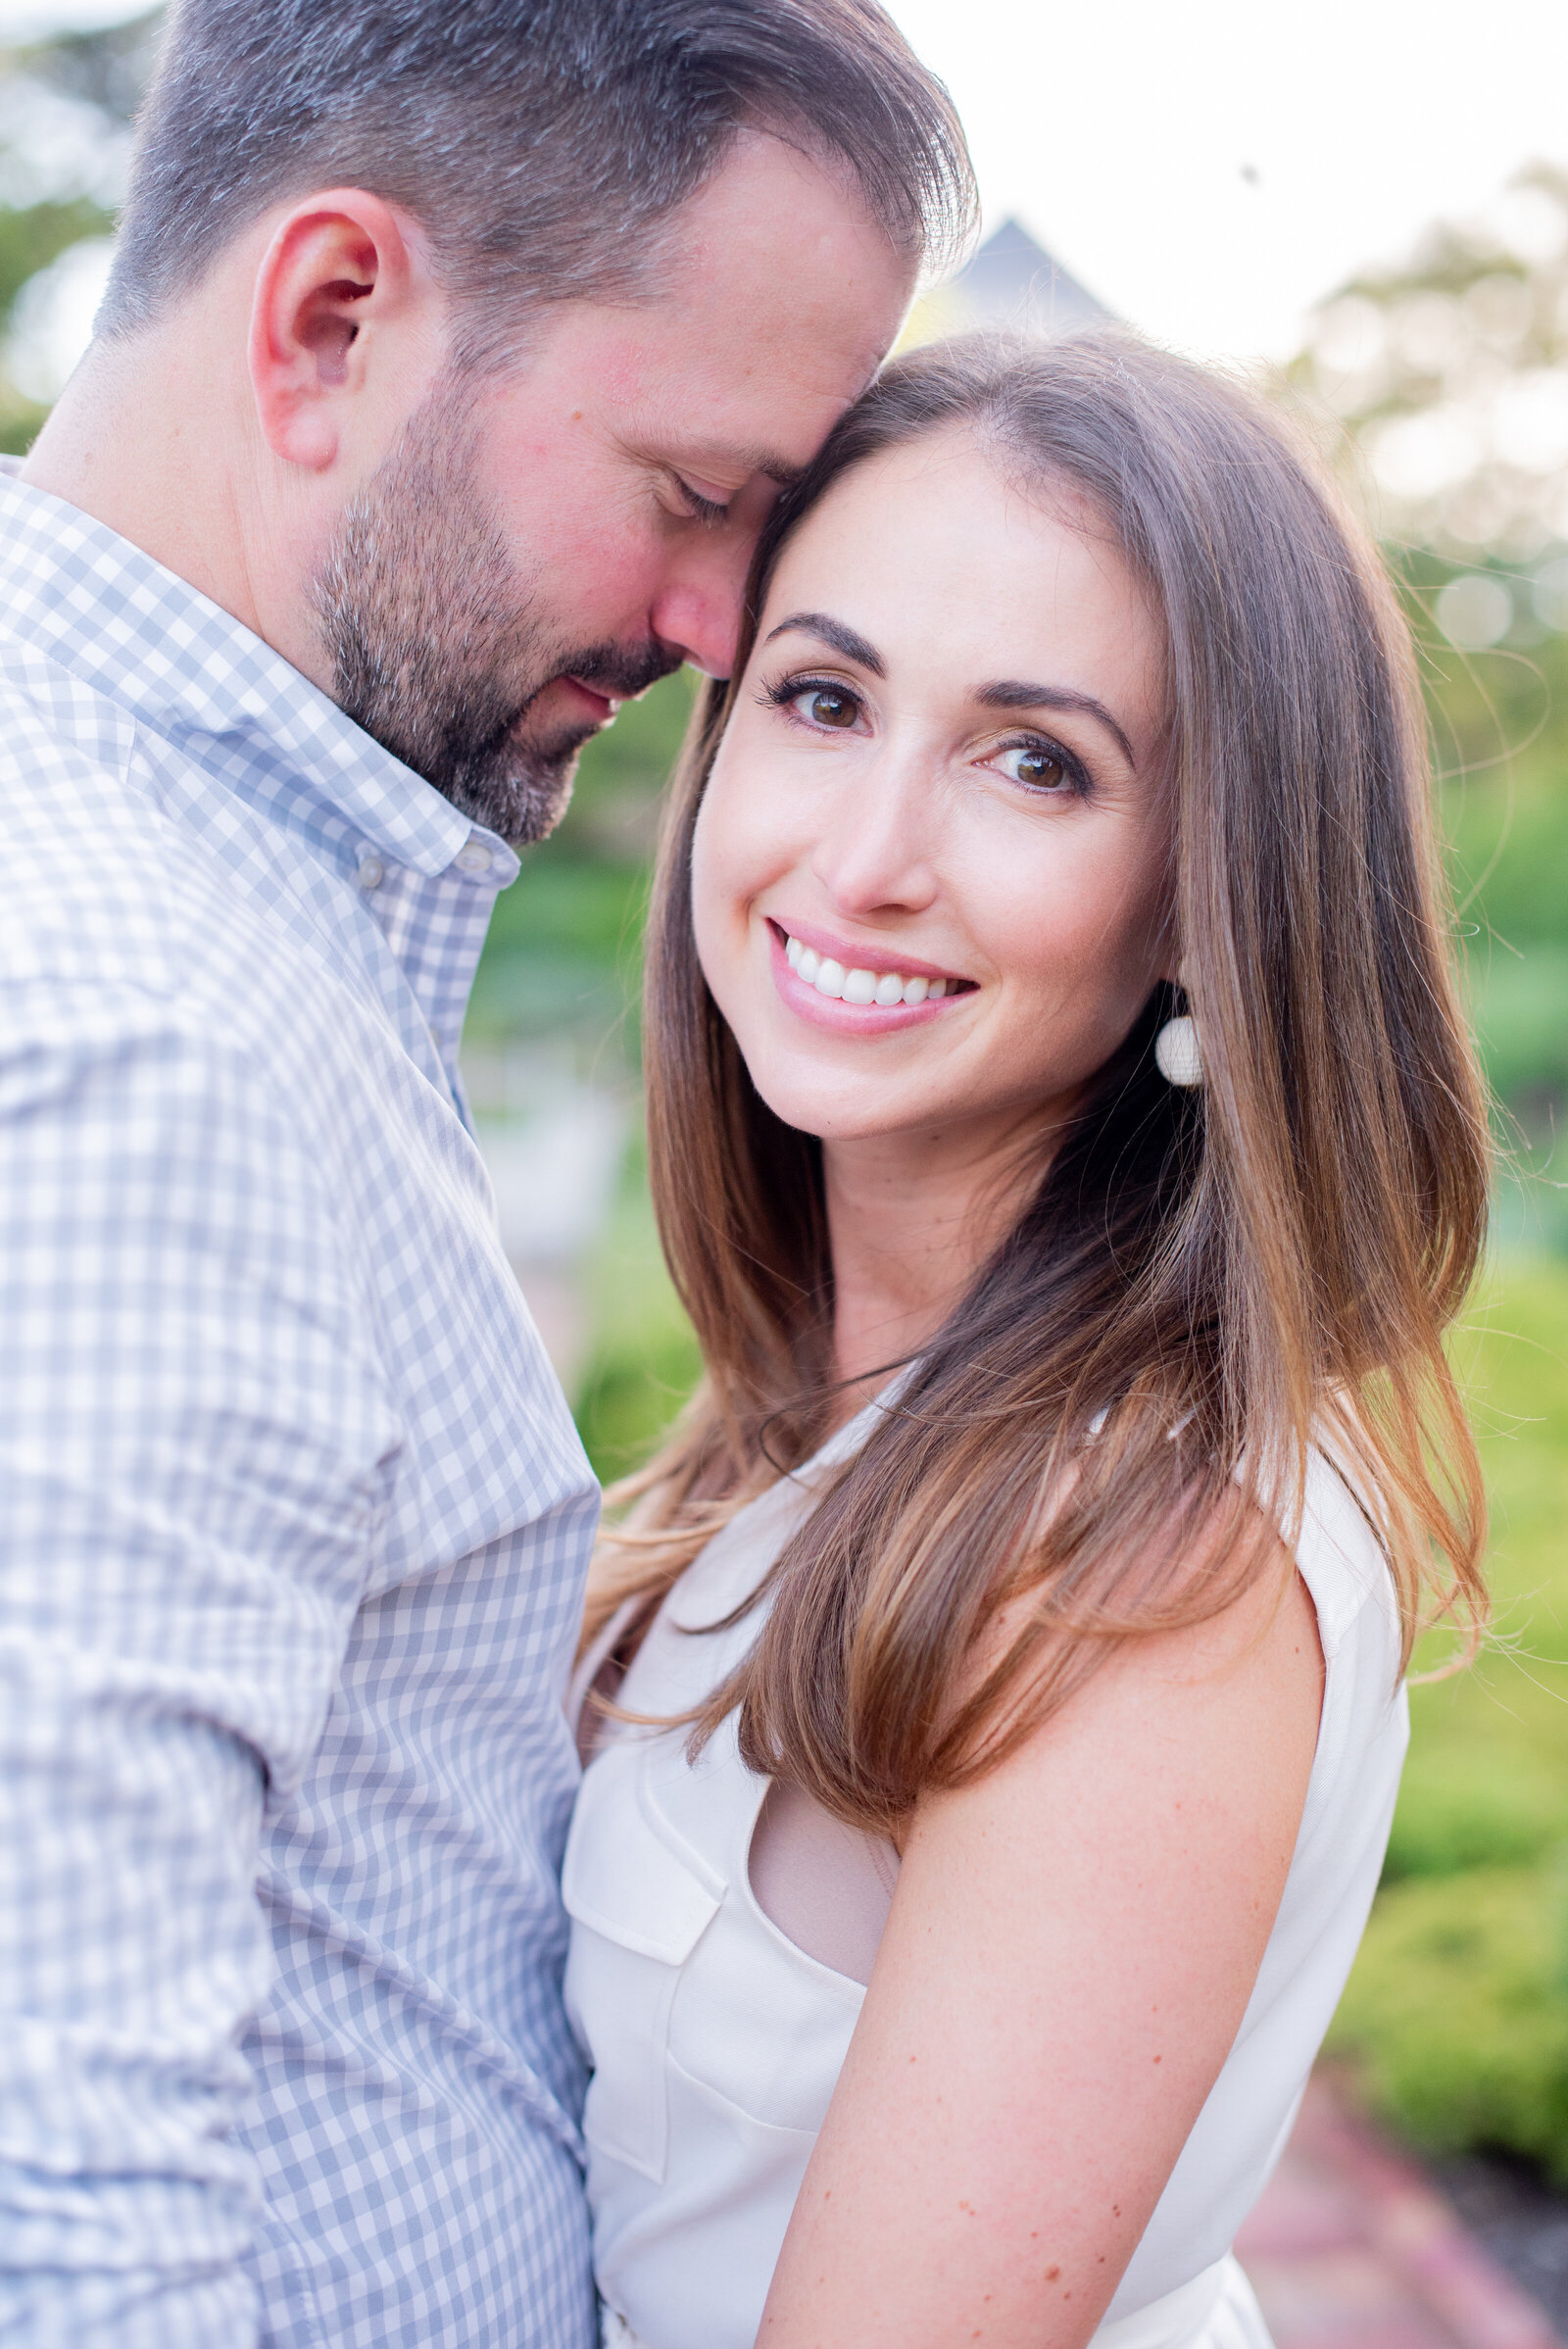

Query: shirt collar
left=0, top=463, right=517, bottom=888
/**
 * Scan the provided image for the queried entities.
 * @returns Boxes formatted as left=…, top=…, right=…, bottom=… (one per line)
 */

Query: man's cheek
left=553, top=510, right=666, bottom=624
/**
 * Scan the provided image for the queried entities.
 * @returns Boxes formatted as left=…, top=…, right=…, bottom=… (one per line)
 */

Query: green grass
left=1327, top=1256, right=1568, bottom=2173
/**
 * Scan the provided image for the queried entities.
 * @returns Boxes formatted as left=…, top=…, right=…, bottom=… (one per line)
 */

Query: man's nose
left=647, top=532, right=756, bottom=679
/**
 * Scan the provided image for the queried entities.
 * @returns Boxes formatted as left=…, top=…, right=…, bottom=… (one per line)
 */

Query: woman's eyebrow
left=975, top=679, right=1137, bottom=768
left=760, top=612, right=885, bottom=677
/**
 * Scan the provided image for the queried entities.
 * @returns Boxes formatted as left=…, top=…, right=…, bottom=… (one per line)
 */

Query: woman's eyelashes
left=990, top=735, right=1092, bottom=798
left=763, top=674, right=864, bottom=732
left=760, top=671, right=1094, bottom=798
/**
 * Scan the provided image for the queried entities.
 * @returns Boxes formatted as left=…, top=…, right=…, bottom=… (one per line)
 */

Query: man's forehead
left=526, top=269, right=899, bottom=479
left=614, top=352, right=867, bottom=479
left=592, top=294, right=888, bottom=404
left=566, top=179, right=911, bottom=440
left=631, top=326, right=891, bottom=477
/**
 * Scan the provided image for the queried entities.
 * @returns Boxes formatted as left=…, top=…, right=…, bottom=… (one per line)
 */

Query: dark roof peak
left=948, top=216, right=1110, bottom=338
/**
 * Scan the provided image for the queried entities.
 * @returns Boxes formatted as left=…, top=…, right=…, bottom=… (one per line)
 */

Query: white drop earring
left=1154, top=983, right=1203, bottom=1089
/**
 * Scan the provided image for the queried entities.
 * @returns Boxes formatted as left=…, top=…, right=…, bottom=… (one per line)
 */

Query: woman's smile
left=766, top=917, right=976, bottom=1032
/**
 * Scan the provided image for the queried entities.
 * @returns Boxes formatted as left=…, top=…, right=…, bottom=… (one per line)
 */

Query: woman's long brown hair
left=586, top=331, right=1490, bottom=1835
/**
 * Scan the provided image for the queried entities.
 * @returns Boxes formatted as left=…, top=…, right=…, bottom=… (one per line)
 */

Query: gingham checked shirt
left=0, top=466, right=600, bottom=2347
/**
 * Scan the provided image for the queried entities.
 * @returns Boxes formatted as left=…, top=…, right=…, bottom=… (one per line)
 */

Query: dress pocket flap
left=564, top=1737, right=722, bottom=1966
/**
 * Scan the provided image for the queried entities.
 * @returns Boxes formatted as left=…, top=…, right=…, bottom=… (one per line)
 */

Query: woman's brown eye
left=1005, top=743, right=1069, bottom=789
left=804, top=688, right=857, bottom=728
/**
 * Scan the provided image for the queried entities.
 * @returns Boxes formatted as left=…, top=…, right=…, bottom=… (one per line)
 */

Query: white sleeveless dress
left=564, top=1399, right=1407, bottom=2349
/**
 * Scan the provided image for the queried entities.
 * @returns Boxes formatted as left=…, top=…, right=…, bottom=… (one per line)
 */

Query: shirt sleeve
left=0, top=982, right=401, bottom=2344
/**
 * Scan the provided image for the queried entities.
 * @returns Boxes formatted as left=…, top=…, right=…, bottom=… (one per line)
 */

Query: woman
left=564, top=333, right=1489, bottom=2349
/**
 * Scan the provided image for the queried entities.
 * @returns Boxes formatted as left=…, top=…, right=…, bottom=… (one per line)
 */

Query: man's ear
left=249, top=190, right=424, bottom=473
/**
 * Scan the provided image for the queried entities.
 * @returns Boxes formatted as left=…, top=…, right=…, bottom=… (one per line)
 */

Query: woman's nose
left=808, top=762, right=938, bottom=917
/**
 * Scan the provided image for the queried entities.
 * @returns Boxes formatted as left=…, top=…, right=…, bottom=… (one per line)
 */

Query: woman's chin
left=745, top=1069, right=945, bottom=1150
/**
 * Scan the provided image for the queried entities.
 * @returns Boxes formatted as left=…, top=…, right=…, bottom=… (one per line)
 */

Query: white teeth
left=782, top=935, right=956, bottom=1008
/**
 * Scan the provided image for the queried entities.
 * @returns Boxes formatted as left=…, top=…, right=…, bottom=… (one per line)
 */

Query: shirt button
left=457, top=841, right=492, bottom=875
left=357, top=852, right=384, bottom=889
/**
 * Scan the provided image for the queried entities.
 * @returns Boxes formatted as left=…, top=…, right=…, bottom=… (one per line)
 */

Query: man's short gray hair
left=101, top=0, right=976, bottom=350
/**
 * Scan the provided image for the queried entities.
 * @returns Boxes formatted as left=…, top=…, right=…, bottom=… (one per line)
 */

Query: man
left=0, top=2, right=972, bottom=2338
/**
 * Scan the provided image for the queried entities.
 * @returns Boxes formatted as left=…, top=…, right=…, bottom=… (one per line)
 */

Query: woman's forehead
left=758, top=433, right=1165, bottom=738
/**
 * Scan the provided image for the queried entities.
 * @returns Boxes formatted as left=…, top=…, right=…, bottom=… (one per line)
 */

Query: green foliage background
left=1328, top=1260, right=1568, bottom=2176
left=0, top=12, right=154, bottom=447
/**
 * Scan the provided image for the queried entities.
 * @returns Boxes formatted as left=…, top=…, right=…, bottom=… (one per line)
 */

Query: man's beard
left=310, top=386, right=680, bottom=846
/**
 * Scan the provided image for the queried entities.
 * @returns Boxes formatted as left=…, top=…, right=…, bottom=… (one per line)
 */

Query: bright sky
left=884, top=0, right=1568, bottom=360
left=1, top=0, right=1565, bottom=366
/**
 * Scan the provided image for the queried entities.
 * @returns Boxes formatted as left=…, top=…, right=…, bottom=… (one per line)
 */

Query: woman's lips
left=765, top=919, right=975, bottom=1031
left=773, top=916, right=966, bottom=987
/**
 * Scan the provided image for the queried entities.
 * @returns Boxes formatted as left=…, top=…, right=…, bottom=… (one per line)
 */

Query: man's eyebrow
left=683, top=445, right=805, bottom=491
left=755, top=454, right=807, bottom=489
left=975, top=679, right=1137, bottom=768
left=761, top=612, right=885, bottom=676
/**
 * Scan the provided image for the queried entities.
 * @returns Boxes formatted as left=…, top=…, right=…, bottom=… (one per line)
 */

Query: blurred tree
left=15, top=8, right=161, bottom=125
left=1285, top=174, right=1568, bottom=2184
left=1288, top=164, right=1568, bottom=560
left=466, top=669, right=698, bottom=1055
left=0, top=7, right=159, bottom=450
left=0, top=191, right=110, bottom=446
left=1283, top=170, right=1568, bottom=1210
